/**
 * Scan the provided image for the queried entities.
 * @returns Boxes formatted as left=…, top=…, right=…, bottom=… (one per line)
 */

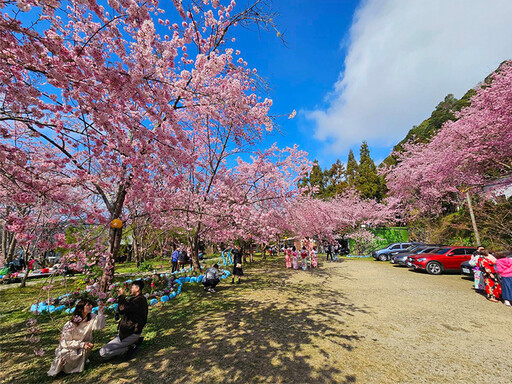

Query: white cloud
left=307, top=0, right=512, bottom=153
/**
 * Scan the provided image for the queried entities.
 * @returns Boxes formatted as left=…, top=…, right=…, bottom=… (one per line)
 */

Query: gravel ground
left=296, top=259, right=512, bottom=384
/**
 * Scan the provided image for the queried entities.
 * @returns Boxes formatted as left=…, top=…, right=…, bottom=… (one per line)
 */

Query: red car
left=407, top=246, right=477, bottom=275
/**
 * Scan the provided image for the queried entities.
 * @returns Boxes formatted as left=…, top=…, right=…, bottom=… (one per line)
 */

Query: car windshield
left=432, top=247, right=451, bottom=254
left=420, top=247, right=437, bottom=254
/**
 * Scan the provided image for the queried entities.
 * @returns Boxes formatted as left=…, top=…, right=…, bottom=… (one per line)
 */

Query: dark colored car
left=391, top=246, right=442, bottom=266
left=408, top=246, right=478, bottom=275
left=460, top=260, right=474, bottom=276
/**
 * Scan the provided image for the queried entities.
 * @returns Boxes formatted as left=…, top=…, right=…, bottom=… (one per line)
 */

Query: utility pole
left=465, top=190, right=481, bottom=246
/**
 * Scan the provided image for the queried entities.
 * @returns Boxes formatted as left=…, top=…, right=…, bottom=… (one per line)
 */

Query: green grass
left=0, top=256, right=266, bottom=384
left=0, top=254, right=367, bottom=383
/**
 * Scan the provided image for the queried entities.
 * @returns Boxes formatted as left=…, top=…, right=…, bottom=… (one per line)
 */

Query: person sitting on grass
left=48, top=299, right=105, bottom=376
left=202, top=264, right=220, bottom=293
left=99, top=280, right=148, bottom=360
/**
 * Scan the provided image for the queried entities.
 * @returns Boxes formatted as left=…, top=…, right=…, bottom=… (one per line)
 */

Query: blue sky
left=231, top=0, right=512, bottom=169
left=234, top=0, right=360, bottom=167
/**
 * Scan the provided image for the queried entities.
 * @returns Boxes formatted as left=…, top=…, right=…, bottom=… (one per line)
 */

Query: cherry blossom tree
left=385, top=60, right=512, bottom=216
left=166, top=143, right=310, bottom=270
left=1, top=0, right=279, bottom=287
left=285, top=191, right=396, bottom=243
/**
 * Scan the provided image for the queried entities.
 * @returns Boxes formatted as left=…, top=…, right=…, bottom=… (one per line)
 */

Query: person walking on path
left=48, top=299, right=106, bottom=376
left=492, top=252, right=512, bottom=306
left=478, top=249, right=502, bottom=303
left=203, top=264, right=220, bottom=292
left=99, top=280, right=148, bottom=360
left=171, top=247, right=180, bottom=273
left=231, top=248, right=243, bottom=284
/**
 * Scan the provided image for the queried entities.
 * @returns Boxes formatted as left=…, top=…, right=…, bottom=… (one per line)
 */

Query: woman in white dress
left=48, top=299, right=106, bottom=376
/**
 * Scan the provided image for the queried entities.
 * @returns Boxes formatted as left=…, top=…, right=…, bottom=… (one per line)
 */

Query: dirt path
left=4, top=258, right=511, bottom=384
left=309, top=259, right=512, bottom=384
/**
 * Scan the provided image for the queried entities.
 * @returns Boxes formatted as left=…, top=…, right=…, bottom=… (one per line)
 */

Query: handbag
left=236, top=263, right=242, bottom=268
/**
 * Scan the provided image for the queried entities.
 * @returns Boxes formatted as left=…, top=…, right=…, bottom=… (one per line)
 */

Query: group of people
left=325, top=243, right=342, bottom=262
left=48, top=279, right=148, bottom=376
left=170, top=246, right=192, bottom=273
left=469, top=246, right=512, bottom=306
left=284, top=246, right=318, bottom=270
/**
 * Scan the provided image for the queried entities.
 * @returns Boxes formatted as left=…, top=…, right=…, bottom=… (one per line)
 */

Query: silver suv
left=372, top=242, right=422, bottom=261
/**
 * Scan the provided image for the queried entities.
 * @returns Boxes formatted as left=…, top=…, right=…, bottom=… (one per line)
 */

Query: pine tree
left=325, top=159, right=347, bottom=196
left=356, top=142, right=382, bottom=200
left=346, top=150, right=359, bottom=188
left=308, top=161, right=326, bottom=197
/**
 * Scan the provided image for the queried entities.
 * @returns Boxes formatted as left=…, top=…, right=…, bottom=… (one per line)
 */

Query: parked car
left=407, top=246, right=478, bottom=275
left=372, top=242, right=423, bottom=261
left=460, top=260, right=474, bottom=277
left=391, top=246, right=442, bottom=266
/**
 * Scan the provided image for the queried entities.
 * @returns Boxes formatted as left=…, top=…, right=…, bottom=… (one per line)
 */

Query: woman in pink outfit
left=493, top=252, right=512, bottom=306
left=311, top=248, right=318, bottom=268
left=285, top=247, right=292, bottom=268
left=292, top=246, right=299, bottom=269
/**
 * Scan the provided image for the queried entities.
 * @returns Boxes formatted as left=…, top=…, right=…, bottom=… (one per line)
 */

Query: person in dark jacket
left=231, top=248, right=243, bottom=284
left=99, top=280, right=148, bottom=359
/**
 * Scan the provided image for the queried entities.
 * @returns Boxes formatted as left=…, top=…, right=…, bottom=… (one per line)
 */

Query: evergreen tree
left=346, top=149, right=359, bottom=188
left=308, top=161, right=326, bottom=197
left=356, top=142, right=382, bottom=200
left=325, top=159, right=347, bottom=197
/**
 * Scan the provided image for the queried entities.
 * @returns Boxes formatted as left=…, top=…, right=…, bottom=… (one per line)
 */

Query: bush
left=138, top=261, right=153, bottom=272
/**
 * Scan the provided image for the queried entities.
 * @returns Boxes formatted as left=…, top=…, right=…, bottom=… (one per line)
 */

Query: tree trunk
left=100, top=183, right=128, bottom=292
left=19, top=245, right=30, bottom=288
left=126, top=244, right=133, bottom=262
left=133, top=235, right=141, bottom=268
left=241, top=241, right=247, bottom=264
left=1, top=228, right=17, bottom=264
left=188, top=227, right=201, bottom=273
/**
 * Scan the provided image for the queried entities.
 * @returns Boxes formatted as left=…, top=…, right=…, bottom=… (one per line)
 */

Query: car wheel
left=378, top=254, right=387, bottom=261
left=426, top=262, right=442, bottom=275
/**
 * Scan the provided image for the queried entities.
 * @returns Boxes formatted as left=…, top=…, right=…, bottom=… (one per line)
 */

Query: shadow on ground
left=1, top=257, right=364, bottom=384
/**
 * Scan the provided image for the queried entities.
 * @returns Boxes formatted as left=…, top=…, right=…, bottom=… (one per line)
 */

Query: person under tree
left=99, top=280, right=148, bottom=360
left=231, top=248, right=243, bottom=284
